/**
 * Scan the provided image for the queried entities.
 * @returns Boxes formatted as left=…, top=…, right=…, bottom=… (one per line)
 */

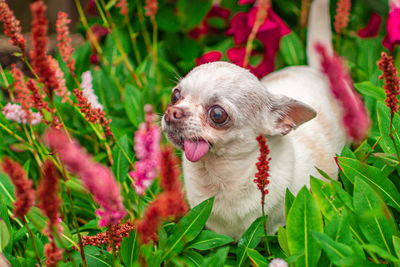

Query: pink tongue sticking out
left=184, top=139, right=210, bottom=162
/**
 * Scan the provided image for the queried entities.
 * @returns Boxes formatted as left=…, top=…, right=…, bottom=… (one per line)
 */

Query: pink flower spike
left=44, top=130, right=126, bottom=226
left=196, top=51, right=223, bottom=66
left=129, top=104, right=161, bottom=195
left=358, top=13, right=382, bottom=38
left=315, top=43, right=370, bottom=141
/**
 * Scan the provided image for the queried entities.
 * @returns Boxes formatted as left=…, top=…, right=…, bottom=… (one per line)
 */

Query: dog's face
left=161, top=62, right=316, bottom=162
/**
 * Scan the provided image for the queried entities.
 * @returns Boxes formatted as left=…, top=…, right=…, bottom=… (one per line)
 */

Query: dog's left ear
left=266, top=95, right=317, bottom=136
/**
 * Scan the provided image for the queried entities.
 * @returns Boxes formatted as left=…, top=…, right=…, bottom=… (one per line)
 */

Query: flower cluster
left=254, top=134, right=270, bottom=207
left=129, top=105, right=161, bottom=194
left=0, top=0, right=26, bottom=55
left=1, top=157, right=35, bottom=219
left=226, top=1, right=291, bottom=78
left=316, top=43, right=370, bottom=141
left=81, top=71, right=103, bottom=110
left=56, top=12, right=75, bottom=72
left=334, top=0, right=351, bottom=34
left=44, top=130, right=125, bottom=226
left=81, top=221, right=135, bottom=251
left=136, top=147, right=187, bottom=244
left=38, top=161, right=63, bottom=267
left=378, top=52, right=400, bottom=114
left=2, top=103, right=42, bottom=125
left=10, top=65, right=33, bottom=115
left=116, top=0, right=128, bottom=16
left=145, top=0, right=158, bottom=20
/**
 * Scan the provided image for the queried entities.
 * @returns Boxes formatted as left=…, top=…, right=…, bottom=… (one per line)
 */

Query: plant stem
left=389, top=112, right=400, bottom=163
left=25, top=221, right=43, bottom=267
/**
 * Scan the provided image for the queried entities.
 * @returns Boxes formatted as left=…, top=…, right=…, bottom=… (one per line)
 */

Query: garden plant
left=0, top=0, right=400, bottom=266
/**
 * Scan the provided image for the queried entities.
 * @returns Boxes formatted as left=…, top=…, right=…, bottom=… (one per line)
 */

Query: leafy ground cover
left=0, top=0, right=400, bottom=266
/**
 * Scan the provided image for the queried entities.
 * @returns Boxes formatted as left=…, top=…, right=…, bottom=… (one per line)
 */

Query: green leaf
left=362, top=244, right=399, bottom=262
left=324, top=212, right=351, bottom=245
left=377, top=102, right=400, bottom=155
left=201, top=246, right=229, bottom=267
left=285, top=188, right=295, bottom=219
left=247, top=249, right=268, bottom=267
left=124, top=84, right=143, bottom=128
left=187, top=230, right=233, bottom=250
left=393, top=235, right=400, bottom=259
left=0, top=220, right=10, bottom=251
left=0, top=172, right=14, bottom=206
left=278, top=226, right=289, bottom=256
left=236, top=216, right=266, bottom=267
left=182, top=250, right=204, bottom=267
left=112, top=135, right=130, bottom=183
left=120, top=230, right=139, bottom=267
left=280, top=32, right=305, bottom=66
left=310, top=177, right=345, bottom=220
left=162, top=197, right=214, bottom=261
left=337, top=157, right=400, bottom=212
left=353, top=178, right=399, bottom=255
left=177, top=0, right=213, bottom=30
left=354, top=81, right=385, bottom=101
left=330, top=180, right=354, bottom=211
left=286, top=187, right=323, bottom=267
left=312, top=232, right=353, bottom=265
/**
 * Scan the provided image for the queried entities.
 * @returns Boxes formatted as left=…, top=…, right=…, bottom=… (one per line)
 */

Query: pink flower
left=44, top=130, right=126, bottom=226
left=384, top=1, right=400, bottom=51
left=189, top=5, right=231, bottom=39
left=2, top=103, right=42, bottom=125
left=81, top=71, right=103, bottom=110
left=226, top=6, right=290, bottom=78
left=196, top=51, right=223, bottom=66
left=315, top=43, right=370, bottom=141
left=239, top=0, right=256, bottom=4
left=358, top=12, right=382, bottom=38
left=129, top=105, right=161, bottom=195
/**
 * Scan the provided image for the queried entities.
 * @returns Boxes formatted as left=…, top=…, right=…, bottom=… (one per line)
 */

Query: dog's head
left=161, top=62, right=316, bottom=162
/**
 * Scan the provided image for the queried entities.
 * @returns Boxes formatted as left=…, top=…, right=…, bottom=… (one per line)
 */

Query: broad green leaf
left=278, top=226, right=289, bottom=256
left=0, top=220, right=9, bottom=251
left=393, top=235, right=400, bottom=259
left=372, top=152, right=399, bottom=167
left=236, top=216, right=266, bottom=267
left=247, top=249, right=268, bottom=267
left=120, top=230, right=139, bottom=267
left=353, top=178, right=398, bottom=255
left=376, top=102, right=400, bottom=155
left=286, top=187, right=323, bottom=267
left=337, top=157, right=400, bottom=211
left=187, top=230, right=233, bottom=250
left=362, top=244, right=399, bottom=262
left=201, top=246, right=229, bottom=267
left=330, top=180, right=354, bottom=211
left=65, top=178, right=85, bottom=194
left=310, top=177, right=345, bottom=220
left=285, top=188, right=294, bottom=219
left=177, top=0, right=213, bottom=30
left=0, top=172, right=14, bottom=206
left=162, top=198, right=214, bottom=261
left=354, top=81, right=385, bottom=101
left=124, top=84, right=143, bottom=128
left=280, top=32, right=305, bottom=66
left=312, top=232, right=353, bottom=265
left=182, top=250, right=204, bottom=267
left=112, top=135, right=130, bottom=183
left=324, top=212, right=351, bottom=245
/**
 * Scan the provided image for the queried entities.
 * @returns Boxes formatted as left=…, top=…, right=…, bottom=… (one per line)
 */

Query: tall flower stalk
left=0, top=0, right=26, bottom=56
left=378, top=52, right=400, bottom=161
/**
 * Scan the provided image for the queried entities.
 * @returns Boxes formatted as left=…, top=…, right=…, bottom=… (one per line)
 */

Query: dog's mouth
left=166, top=132, right=210, bottom=162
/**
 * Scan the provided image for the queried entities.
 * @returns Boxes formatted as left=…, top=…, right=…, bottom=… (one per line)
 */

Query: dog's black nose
left=165, top=106, right=184, bottom=123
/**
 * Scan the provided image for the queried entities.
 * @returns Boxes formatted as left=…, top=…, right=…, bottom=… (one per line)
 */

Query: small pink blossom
left=81, top=71, right=103, bottom=110
left=129, top=104, right=161, bottom=195
left=358, top=13, right=382, bottom=38
left=196, top=51, right=223, bottom=66
left=44, top=130, right=126, bottom=226
left=2, top=103, right=42, bottom=125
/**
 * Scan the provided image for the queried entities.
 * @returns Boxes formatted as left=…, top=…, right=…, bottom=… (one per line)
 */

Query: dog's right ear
left=262, top=95, right=317, bottom=136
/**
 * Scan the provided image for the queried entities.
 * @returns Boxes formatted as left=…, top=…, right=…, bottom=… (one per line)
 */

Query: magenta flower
left=358, top=12, right=382, bottom=38
left=129, top=104, right=161, bottom=195
left=44, top=130, right=126, bottom=227
left=238, top=0, right=256, bottom=4
left=383, top=0, right=400, bottom=51
left=226, top=6, right=290, bottom=78
left=189, top=5, right=231, bottom=39
left=315, top=43, right=370, bottom=141
left=196, top=51, right=223, bottom=66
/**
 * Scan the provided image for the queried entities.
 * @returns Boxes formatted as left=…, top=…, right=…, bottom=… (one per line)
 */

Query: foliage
left=0, top=0, right=400, bottom=266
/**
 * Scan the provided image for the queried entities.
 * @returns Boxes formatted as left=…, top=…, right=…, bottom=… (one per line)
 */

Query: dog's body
left=162, top=0, right=352, bottom=240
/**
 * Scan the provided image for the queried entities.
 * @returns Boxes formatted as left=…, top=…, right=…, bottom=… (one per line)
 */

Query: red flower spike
left=254, top=134, right=270, bottom=208
left=378, top=52, right=400, bottom=114
left=1, top=157, right=35, bottom=219
left=116, top=0, right=128, bottom=16
left=56, top=12, right=75, bottom=72
left=11, top=65, right=33, bottom=117
left=358, top=13, right=382, bottom=38
left=44, top=241, right=63, bottom=267
left=334, top=0, right=351, bottom=34
left=145, top=0, right=158, bottom=20
left=196, top=51, right=223, bottom=66
left=0, top=0, right=26, bottom=55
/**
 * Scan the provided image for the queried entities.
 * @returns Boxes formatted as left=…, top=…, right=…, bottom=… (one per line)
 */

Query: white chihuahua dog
left=162, top=0, right=350, bottom=240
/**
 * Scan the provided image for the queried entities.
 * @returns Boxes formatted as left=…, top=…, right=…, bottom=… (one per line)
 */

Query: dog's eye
left=209, top=105, right=229, bottom=125
left=171, top=88, right=181, bottom=105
